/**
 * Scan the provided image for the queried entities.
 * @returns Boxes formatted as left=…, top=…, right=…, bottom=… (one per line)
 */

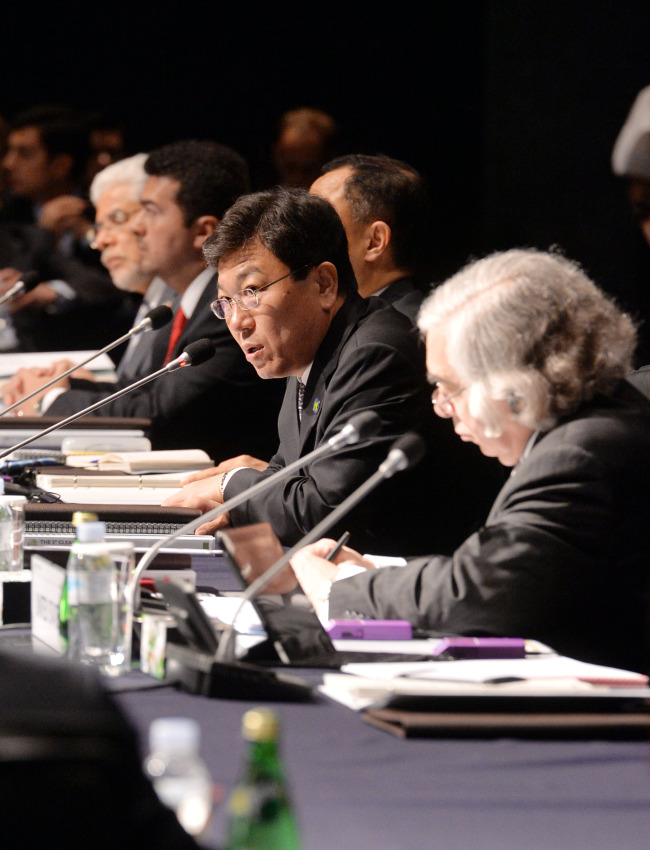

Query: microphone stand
left=216, top=434, right=425, bottom=661
left=127, top=411, right=380, bottom=611
left=0, top=346, right=205, bottom=461
left=0, top=271, right=40, bottom=307
left=0, top=310, right=172, bottom=418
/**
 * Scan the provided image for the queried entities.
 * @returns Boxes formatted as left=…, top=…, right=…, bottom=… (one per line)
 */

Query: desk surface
left=113, top=676, right=650, bottom=850
left=7, top=551, right=650, bottom=850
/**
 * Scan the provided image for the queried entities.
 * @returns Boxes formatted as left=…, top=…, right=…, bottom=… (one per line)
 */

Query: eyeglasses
left=211, top=264, right=309, bottom=320
left=431, top=382, right=467, bottom=418
left=88, top=208, right=140, bottom=247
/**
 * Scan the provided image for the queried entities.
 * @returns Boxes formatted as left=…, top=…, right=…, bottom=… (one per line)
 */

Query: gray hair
left=89, top=152, right=148, bottom=206
left=417, top=248, right=637, bottom=434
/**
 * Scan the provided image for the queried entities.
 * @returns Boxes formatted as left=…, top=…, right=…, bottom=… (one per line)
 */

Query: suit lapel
left=296, top=295, right=368, bottom=452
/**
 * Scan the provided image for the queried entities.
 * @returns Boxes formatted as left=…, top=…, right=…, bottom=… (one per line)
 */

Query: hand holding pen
left=324, top=531, right=350, bottom=561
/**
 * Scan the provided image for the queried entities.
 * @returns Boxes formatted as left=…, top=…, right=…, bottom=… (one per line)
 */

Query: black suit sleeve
left=328, top=418, right=650, bottom=672
left=226, top=327, right=438, bottom=550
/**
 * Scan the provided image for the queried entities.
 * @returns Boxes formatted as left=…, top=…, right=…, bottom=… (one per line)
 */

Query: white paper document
left=0, top=350, right=116, bottom=379
left=320, top=655, right=650, bottom=710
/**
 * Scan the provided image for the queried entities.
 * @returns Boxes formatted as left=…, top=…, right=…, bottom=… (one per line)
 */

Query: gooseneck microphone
left=0, top=304, right=174, bottom=418
left=216, top=432, right=426, bottom=661
left=128, top=410, right=383, bottom=609
left=0, top=337, right=216, bottom=460
left=0, top=270, right=41, bottom=307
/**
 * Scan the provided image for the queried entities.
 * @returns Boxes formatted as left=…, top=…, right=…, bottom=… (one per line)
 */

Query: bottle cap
left=72, top=510, right=98, bottom=526
left=75, top=521, right=106, bottom=543
left=149, top=717, right=201, bottom=755
left=241, top=707, right=279, bottom=742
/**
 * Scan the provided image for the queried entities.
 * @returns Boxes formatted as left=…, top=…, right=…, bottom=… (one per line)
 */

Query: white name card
left=30, top=555, right=66, bottom=654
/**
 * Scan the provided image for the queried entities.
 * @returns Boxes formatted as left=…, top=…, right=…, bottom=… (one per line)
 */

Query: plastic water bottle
left=66, top=519, right=114, bottom=668
left=59, top=511, right=98, bottom=651
left=0, top=491, right=13, bottom=572
left=0, top=480, right=26, bottom=572
left=225, top=707, right=301, bottom=850
left=144, top=717, right=213, bottom=838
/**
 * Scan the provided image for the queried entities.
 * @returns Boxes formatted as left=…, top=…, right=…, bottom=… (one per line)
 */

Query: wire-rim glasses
left=211, top=264, right=310, bottom=320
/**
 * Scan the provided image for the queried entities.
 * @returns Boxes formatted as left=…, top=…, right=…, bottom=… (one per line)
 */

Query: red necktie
left=163, top=308, right=187, bottom=365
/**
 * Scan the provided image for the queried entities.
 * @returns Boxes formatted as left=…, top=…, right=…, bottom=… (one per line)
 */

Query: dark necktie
left=297, top=379, right=305, bottom=421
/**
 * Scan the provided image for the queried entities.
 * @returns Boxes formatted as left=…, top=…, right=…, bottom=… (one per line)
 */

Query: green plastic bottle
left=59, top=511, right=98, bottom=650
left=225, top=708, right=301, bottom=850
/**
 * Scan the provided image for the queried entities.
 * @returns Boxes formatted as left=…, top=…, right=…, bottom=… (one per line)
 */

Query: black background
left=4, top=1, right=650, bottom=358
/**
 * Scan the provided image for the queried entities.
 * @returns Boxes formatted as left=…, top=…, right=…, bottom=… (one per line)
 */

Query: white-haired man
left=1, top=154, right=175, bottom=413
left=292, top=248, right=650, bottom=673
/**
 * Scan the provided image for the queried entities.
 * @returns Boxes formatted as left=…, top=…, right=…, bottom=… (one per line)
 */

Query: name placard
left=30, top=555, right=66, bottom=653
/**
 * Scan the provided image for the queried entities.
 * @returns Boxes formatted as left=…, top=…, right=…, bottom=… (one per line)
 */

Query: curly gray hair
left=417, top=249, right=637, bottom=435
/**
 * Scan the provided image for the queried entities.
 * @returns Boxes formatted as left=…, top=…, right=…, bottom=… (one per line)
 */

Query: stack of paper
left=321, top=656, right=650, bottom=711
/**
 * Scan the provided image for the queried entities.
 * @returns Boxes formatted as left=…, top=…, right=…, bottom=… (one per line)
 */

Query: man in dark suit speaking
left=165, top=187, right=504, bottom=556
left=292, top=248, right=650, bottom=673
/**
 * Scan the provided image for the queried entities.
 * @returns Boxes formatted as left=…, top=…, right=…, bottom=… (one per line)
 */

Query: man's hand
left=1, top=359, right=73, bottom=415
left=195, top=511, right=230, bottom=536
left=163, top=474, right=224, bottom=509
left=0, top=268, right=22, bottom=292
left=38, top=195, right=90, bottom=242
left=161, top=476, right=232, bottom=536
left=290, top=539, right=374, bottom=616
left=8, top=283, right=60, bottom=314
left=180, top=454, right=268, bottom=486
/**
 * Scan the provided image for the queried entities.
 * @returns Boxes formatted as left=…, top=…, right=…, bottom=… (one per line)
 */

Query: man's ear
left=364, top=220, right=391, bottom=263
left=191, top=215, right=219, bottom=250
left=314, top=261, right=340, bottom=308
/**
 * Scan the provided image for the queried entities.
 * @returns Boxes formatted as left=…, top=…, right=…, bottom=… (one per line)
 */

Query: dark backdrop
left=4, top=1, right=650, bottom=359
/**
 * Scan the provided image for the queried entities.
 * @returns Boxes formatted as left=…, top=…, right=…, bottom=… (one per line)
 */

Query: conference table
left=110, top=665, right=650, bottom=850
left=4, top=415, right=650, bottom=849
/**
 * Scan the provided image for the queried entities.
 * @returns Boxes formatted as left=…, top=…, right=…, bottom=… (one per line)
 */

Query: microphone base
left=164, top=642, right=313, bottom=701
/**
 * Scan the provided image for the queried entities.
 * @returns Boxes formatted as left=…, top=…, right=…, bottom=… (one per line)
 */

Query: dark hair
left=145, top=139, right=250, bottom=226
left=322, top=153, right=434, bottom=278
left=10, top=104, right=89, bottom=181
left=203, top=187, right=358, bottom=296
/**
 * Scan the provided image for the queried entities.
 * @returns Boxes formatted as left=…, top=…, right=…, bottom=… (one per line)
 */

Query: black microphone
left=167, top=338, right=216, bottom=369
left=134, top=303, right=174, bottom=333
left=127, top=409, right=383, bottom=608
left=0, top=270, right=41, bottom=307
left=0, top=304, right=174, bottom=418
left=216, top=432, right=426, bottom=661
left=0, top=337, right=217, bottom=460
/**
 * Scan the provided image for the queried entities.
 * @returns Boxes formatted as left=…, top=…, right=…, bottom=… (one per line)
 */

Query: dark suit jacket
left=330, top=380, right=650, bottom=673
left=0, top=221, right=137, bottom=353
left=47, top=273, right=284, bottom=462
left=372, top=276, right=426, bottom=324
left=226, top=294, right=504, bottom=555
left=0, top=649, right=200, bottom=850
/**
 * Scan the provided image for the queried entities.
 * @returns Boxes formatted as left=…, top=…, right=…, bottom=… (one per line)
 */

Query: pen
left=325, top=531, right=350, bottom=562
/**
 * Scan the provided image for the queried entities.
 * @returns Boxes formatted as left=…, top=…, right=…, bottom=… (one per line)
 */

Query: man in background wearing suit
left=292, top=249, right=650, bottom=674
left=165, top=187, right=504, bottom=556
left=4, top=141, right=284, bottom=463
left=1, top=153, right=176, bottom=411
left=310, top=153, right=434, bottom=323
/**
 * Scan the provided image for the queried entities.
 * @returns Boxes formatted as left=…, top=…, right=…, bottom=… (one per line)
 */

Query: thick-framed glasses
left=431, top=382, right=467, bottom=418
left=211, top=264, right=309, bottom=320
left=88, top=208, right=139, bottom=247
